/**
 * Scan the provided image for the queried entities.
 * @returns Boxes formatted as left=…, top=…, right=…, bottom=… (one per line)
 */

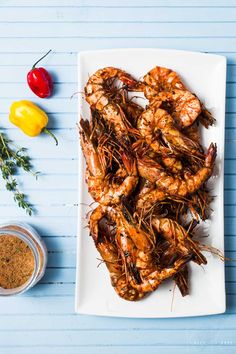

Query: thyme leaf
left=0, top=133, right=38, bottom=215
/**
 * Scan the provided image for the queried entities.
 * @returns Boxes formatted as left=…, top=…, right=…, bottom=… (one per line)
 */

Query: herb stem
left=0, top=132, right=35, bottom=215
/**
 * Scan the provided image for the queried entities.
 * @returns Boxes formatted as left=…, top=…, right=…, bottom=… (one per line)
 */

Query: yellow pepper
left=9, top=100, right=58, bottom=145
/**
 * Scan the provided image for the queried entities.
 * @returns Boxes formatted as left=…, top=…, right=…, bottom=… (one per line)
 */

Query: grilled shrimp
left=97, top=241, right=144, bottom=301
left=174, top=265, right=189, bottom=297
left=133, top=66, right=200, bottom=127
left=91, top=213, right=145, bottom=301
left=137, top=107, right=203, bottom=157
left=85, top=67, right=137, bottom=144
left=132, top=65, right=214, bottom=131
left=90, top=205, right=154, bottom=299
left=140, top=66, right=215, bottom=128
left=80, top=119, right=138, bottom=205
left=90, top=205, right=154, bottom=253
left=129, top=253, right=191, bottom=293
left=136, top=143, right=216, bottom=213
left=90, top=206, right=153, bottom=297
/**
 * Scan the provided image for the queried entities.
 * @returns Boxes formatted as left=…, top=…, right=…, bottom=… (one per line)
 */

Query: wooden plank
left=0, top=297, right=74, bottom=314
left=224, top=219, right=236, bottom=236
left=225, top=206, right=236, bottom=217
left=226, top=114, right=236, bottom=128
left=0, top=217, right=78, bottom=236
left=0, top=52, right=77, bottom=65
left=225, top=236, right=236, bottom=249
left=225, top=175, right=236, bottom=188
left=1, top=0, right=236, bottom=7
left=0, top=51, right=235, bottom=65
left=26, top=159, right=77, bottom=174
left=0, top=189, right=77, bottom=205
left=0, top=312, right=236, bottom=330
left=225, top=160, right=236, bottom=174
left=0, top=38, right=235, bottom=53
left=0, top=7, right=236, bottom=22
left=1, top=348, right=236, bottom=354
left=0, top=328, right=236, bottom=346
left=0, top=204, right=77, bottom=217
left=41, top=236, right=76, bottom=251
left=2, top=22, right=236, bottom=38
left=0, top=174, right=77, bottom=191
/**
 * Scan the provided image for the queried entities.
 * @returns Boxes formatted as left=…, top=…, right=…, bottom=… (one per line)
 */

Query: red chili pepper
left=27, top=50, right=53, bottom=98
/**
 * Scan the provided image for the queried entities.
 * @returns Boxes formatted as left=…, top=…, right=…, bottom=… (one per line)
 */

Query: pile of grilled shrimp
left=80, top=66, right=217, bottom=301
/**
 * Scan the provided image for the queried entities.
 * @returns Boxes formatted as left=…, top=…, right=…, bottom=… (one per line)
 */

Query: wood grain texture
left=0, top=1, right=235, bottom=353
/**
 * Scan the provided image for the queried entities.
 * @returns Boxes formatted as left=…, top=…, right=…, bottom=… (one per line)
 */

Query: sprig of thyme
left=0, top=133, right=38, bottom=215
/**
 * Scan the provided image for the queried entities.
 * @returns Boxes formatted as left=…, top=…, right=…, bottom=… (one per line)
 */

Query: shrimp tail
left=198, top=107, right=216, bottom=128
left=121, top=150, right=137, bottom=176
left=80, top=118, right=91, bottom=139
left=174, top=265, right=189, bottom=297
left=205, top=143, right=217, bottom=168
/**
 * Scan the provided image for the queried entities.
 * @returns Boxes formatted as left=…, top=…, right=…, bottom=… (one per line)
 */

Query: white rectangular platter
left=76, top=48, right=226, bottom=317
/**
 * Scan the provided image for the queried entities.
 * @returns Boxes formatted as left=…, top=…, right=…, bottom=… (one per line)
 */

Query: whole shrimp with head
left=137, top=107, right=204, bottom=158
left=84, top=67, right=137, bottom=146
left=89, top=208, right=146, bottom=301
left=80, top=118, right=138, bottom=206
left=137, top=66, right=214, bottom=128
left=136, top=142, right=216, bottom=214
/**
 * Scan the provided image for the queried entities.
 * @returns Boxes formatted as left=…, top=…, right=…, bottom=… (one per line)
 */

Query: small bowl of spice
left=0, top=222, right=47, bottom=295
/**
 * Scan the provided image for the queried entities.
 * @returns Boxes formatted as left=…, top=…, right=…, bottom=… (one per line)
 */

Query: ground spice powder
left=0, top=235, right=35, bottom=289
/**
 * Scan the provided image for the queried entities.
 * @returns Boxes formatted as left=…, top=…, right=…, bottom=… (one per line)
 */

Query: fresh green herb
left=0, top=133, right=38, bottom=215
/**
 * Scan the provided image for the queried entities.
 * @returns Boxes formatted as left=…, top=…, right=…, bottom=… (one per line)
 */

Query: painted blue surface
left=0, top=0, right=236, bottom=352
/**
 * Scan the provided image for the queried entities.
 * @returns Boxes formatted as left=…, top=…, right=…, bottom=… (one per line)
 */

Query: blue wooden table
left=0, top=0, right=236, bottom=352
